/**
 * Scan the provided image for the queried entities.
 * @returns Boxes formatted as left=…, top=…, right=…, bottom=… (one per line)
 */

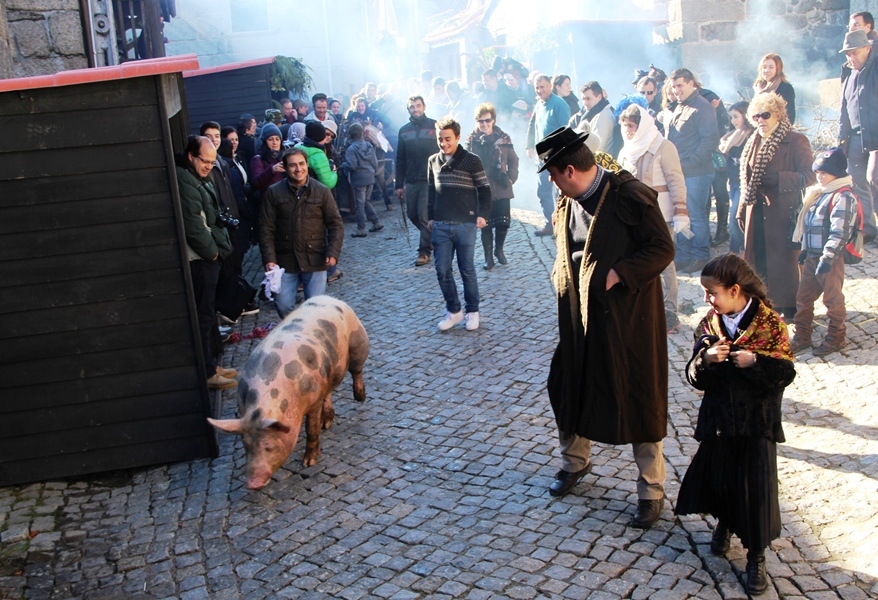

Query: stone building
left=1, top=0, right=88, bottom=79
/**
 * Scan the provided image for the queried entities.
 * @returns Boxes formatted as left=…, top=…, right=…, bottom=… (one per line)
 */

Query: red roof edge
left=182, top=56, right=276, bottom=78
left=0, top=54, right=200, bottom=93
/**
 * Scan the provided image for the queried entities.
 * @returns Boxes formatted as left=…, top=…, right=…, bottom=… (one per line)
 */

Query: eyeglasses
left=193, top=155, right=215, bottom=166
left=477, top=118, right=493, bottom=124
left=752, top=112, right=772, bottom=121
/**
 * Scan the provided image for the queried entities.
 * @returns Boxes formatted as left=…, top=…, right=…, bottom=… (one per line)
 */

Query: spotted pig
left=207, top=295, right=369, bottom=490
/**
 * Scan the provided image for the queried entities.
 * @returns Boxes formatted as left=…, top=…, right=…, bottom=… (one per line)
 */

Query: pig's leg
left=302, top=398, right=323, bottom=467
left=322, top=393, right=335, bottom=430
left=348, top=322, right=369, bottom=402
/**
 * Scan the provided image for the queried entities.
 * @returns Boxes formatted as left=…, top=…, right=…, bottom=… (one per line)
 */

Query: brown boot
left=789, top=335, right=811, bottom=355
left=813, top=336, right=846, bottom=357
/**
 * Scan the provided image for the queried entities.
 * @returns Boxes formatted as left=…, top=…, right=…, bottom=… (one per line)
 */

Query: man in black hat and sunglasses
left=537, top=126, right=675, bottom=529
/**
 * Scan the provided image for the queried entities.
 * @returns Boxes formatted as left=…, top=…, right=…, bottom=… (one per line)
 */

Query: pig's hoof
left=353, top=383, right=366, bottom=403
left=322, top=417, right=334, bottom=430
left=302, top=453, right=319, bottom=467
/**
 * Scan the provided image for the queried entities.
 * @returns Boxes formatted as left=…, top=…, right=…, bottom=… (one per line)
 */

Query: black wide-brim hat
left=536, top=127, right=590, bottom=173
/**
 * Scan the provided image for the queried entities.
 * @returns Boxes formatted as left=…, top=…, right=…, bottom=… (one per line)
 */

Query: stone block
left=1, top=525, right=30, bottom=543
left=49, top=11, right=84, bottom=56
left=681, top=0, right=746, bottom=21
left=821, top=0, right=849, bottom=9
left=7, top=0, right=78, bottom=9
left=784, top=14, right=809, bottom=30
left=811, top=23, right=847, bottom=39
left=700, top=21, right=738, bottom=42
left=12, top=54, right=86, bottom=77
left=12, top=18, right=51, bottom=58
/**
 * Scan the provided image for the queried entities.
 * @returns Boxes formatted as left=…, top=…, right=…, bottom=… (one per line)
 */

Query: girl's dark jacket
left=686, top=300, right=795, bottom=442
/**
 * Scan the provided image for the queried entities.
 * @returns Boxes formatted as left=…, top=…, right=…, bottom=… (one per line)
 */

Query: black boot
left=710, top=520, right=731, bottom=555
left=494, top=226, right=508, bottom=265
left=711, top=226, right=730, bottom=247
left=746, top=549, right=768, bottom=594
left=482, top=228, right=494, bottom=270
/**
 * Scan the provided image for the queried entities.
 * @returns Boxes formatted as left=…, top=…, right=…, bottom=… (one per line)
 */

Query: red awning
left=0, top=54, right=200, bottom=93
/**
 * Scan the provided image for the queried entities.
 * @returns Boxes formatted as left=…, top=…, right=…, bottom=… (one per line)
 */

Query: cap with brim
left=536, top=127, right=590, bottom=173
left=840, top=29, right=871, bottom=53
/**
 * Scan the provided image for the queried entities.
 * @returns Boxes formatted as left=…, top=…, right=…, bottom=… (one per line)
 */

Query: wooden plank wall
left=0, top=76, right=216, bottom=486
left=184, top=64, right=273, bottom=135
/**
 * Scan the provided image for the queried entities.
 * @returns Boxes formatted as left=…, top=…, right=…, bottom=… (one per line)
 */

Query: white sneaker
left=437, top=311, right=464, bottom=331
left=465, top=312, right=479, bottom=331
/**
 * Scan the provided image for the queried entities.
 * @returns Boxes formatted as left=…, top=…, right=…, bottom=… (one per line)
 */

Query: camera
left=216, top=210, right=240, bottom=230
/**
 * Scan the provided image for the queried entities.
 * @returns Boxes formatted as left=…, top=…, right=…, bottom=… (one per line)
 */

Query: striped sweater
left=427, top=146, right=492, bottom=223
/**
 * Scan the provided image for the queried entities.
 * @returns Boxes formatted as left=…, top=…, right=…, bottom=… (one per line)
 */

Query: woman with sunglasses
left=752, top=53, right=796, bottom=124
left=737, top=92, right=815, bottom=320
left=465, top=103, right=519, bottom=270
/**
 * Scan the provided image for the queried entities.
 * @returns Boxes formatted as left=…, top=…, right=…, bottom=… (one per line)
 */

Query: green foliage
left=270, top=56, right=314, bottom=98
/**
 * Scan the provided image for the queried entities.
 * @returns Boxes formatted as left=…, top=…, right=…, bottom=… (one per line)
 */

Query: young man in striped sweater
left=427, top=118, right=493, bottom=331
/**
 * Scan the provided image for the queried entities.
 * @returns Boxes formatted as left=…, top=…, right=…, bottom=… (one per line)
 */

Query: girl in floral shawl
left=675, top=253, right=795, bottom=596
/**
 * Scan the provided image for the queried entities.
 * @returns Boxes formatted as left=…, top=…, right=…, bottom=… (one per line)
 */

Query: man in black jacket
left=258, top=147, right=344, bottom=317
left=839, top=28, right=878, bottom=242
left=396, top=96, right=437, bottom=266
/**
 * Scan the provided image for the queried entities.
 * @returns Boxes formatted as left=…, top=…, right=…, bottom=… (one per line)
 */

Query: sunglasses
left=477, top=118, right=493, bottom=124
left=640, top=90, right=656, bottom=96
left=752, top=112, right=772, bottom=121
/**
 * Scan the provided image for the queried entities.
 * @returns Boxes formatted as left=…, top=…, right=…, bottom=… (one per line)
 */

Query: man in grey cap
left=839, top=28, right=878, bottom=242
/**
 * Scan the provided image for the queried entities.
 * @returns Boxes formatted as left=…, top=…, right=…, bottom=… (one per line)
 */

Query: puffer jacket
left=343, top=139, right=379, bottom=187
left=175, top=161, right=232, bottom=262
left=257, top=177, right=343, bottom=273
left=296, top=139, right=338, bottom=189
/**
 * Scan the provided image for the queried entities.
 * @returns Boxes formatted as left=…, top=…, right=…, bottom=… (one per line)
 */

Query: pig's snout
left=246, top=471, right=272, bottom=490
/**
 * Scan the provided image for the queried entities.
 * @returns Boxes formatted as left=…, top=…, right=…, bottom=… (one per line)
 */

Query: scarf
left=792, top=175, right=853, bottom=242
left=697, top=300, right=793, bottom=361
left=618, top=105, right=661, bottom=164
left=753, top=77, right=782, bottom=95
left=739, top=117, right=792, bottom=207
left=718, top=128, right=752, bottom=156
left=584, top=98, right=610, bottom=122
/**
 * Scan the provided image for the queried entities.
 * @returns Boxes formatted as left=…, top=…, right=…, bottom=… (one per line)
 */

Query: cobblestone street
left=1, top=205, right=877, bottom=600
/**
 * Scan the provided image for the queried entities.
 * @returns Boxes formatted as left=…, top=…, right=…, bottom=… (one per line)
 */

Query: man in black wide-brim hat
left=537, top=126, right=675, bottom=529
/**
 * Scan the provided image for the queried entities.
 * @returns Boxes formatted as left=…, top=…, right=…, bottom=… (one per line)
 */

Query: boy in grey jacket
left=343, top=123, right=384, bottom=237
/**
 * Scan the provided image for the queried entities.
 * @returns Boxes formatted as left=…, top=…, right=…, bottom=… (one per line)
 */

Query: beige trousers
left=559, top=431, right=666, bottom=500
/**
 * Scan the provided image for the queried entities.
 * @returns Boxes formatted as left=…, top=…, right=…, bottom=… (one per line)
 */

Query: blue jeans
left=431, top=221, right=479, bottom=314
left=728, top=186, right=744, bottom=253
left=847, top=133, right=878, bottom=240
left=354, top=184, right=379, bottom=231
left=676, top=173, right=713, bottom=262
left=274, top=270, right=327, bottom=318
left=537, top=169, right=556, bottom=224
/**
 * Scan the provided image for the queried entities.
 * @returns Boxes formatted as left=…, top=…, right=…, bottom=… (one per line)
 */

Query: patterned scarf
left=739, top=117, right=792, bottom=207
left=696, top=300, right=793, bottom=361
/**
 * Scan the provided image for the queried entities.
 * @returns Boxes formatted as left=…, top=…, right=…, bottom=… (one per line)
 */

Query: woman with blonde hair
left=753, top=53, right=796, bottom=124
left=737, top=92, right=814, bottom=319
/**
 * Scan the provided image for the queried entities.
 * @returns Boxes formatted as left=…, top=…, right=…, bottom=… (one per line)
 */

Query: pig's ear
left=207, top=417, right=244, bottom=434
left=261, top=418, right=291, bottom=434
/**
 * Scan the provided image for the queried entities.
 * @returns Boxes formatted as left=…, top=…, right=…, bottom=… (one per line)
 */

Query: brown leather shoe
left=813, top=337, right=846, bottom=357
left=790, top=335, right=811, bottom=355
left=415, top=254, right=430, bottom=266
left=207, top=373, right=237, bottom=390
left=548, top=463, right=592, bottom=497
left=216, top=365, right=237, bottom=379
left=630, top=498, right=663, bottom=529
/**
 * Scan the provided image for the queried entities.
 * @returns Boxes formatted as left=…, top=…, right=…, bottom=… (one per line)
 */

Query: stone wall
left=3, top=0, right=87, bottom=79
left=665, top=0, right=851, bottom=100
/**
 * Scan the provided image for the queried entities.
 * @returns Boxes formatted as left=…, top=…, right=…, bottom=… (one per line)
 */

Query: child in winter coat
left=675, top=253, right=795, bottom=596
left=342, top=123, right=383, bottom=237
left=790, top=146, right=858, bottom=356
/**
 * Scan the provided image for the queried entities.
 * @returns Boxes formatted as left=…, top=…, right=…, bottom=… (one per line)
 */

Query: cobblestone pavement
left=2, top=204, right=877, bottom=600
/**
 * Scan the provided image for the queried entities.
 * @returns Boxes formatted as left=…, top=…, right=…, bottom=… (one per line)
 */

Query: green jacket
left=296, top=141, right=338, bottom=189
left=176, top=165, right=233, bottom=261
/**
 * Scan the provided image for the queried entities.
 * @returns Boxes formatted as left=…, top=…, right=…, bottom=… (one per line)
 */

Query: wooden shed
left=0, top=55, right=224, bottom=486
left=182, top=57, right=275, bottom=135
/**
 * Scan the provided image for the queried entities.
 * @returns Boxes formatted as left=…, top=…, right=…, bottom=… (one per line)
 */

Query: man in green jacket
left=176, top=136, right=236, bottom=390
left=258, top=147, right=344, bottom=317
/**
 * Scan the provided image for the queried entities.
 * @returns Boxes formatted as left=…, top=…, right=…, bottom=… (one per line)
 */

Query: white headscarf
left=617, top=104, right=662, bottom=165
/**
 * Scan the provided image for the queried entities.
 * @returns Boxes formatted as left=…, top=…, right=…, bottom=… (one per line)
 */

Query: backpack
left=825, top=186, right=865, bottom=264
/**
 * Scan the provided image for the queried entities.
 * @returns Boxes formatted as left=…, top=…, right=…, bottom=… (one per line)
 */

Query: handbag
left=216, top=275, right=257, bottom=321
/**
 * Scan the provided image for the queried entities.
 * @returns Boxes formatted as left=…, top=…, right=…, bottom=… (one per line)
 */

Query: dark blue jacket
left=840, top=50, right=878, bottom=151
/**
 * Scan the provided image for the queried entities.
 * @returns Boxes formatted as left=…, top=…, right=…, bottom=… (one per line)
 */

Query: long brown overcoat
left=738, top=131, right=815, bottom=307
left=548, top=171, right=675, bottom=444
